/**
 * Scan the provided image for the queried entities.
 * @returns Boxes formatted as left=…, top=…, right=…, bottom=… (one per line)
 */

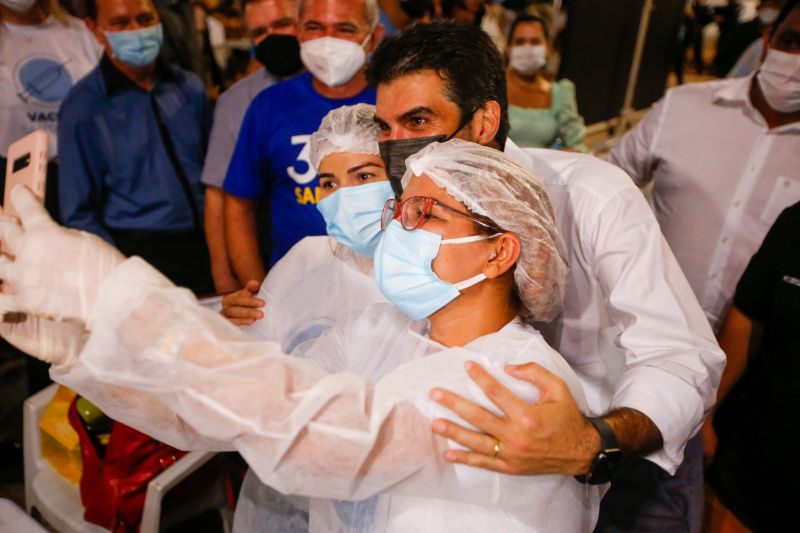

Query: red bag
left=68, top=396, right=187, bottom=532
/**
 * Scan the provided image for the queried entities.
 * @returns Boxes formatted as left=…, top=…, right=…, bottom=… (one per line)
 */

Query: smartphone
left=3, top=130, right=48, bottom=219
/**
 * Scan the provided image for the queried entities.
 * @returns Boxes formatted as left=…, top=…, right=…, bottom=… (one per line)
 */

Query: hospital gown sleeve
left=49, top=359, right=234, bottom=452
left=73, top=257, right=597, bottom=517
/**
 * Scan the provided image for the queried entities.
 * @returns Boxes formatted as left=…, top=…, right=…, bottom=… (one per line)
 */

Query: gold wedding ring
left=491, top=439, right=501, bottom=459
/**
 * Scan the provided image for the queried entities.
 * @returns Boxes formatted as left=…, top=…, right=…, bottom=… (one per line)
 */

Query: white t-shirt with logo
left=0, top=16, right=102, bottom=158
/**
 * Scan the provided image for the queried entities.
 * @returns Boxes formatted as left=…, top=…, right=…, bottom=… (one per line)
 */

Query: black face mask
left=377, top=110, right=476, bottom=196
left=254, top=34, right=303, bottom=78
left=378, top=134, right=446, bottom=197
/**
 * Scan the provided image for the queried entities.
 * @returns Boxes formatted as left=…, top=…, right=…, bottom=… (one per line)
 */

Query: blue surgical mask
left=316, top=181, right=395, bottom=257
left=104, top=24, right=164, bottom=68
left=374, top=219, right=498, bottom=320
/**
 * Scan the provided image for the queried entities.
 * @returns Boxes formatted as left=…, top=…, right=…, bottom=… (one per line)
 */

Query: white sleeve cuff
left=610, top=365, right=706, bottom=474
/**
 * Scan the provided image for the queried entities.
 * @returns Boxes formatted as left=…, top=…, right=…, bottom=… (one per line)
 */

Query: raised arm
left=0, top=188, right=594, bottom=519
left=75, top=261, right=533, bottom=504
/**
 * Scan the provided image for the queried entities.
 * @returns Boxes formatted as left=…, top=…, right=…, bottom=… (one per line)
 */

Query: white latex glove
left=0, top=185, right=125, bottom=325
left=0, top=312, right=88, bottom=365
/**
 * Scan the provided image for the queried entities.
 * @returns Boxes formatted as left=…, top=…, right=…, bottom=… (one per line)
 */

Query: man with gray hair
left=223, top=0, right=383, bottom=285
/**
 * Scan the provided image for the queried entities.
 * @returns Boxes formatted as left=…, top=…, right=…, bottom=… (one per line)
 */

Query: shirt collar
left=712, top=74, right=754, bottom=107
left=713, top=73, right=800, bottom=133
left=99, top=53, right=175, bottom=96
left=503, top=138, right=535, bottom=169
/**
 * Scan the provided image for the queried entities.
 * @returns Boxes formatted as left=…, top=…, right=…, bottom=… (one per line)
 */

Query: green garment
left=508, top=79, right=588, bottom=152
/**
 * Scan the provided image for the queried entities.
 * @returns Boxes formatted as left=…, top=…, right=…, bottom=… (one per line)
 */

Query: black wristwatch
left=574, top=417, right=623, bottom=485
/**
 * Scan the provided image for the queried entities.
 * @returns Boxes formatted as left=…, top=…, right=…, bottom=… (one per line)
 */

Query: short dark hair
left=367, top=20, right=509, bottom=149
left=507, top=13, right=550, bottom=44
left=85, top=0, right=97, bottom=19
left=84, top=0, right=157, bottom=20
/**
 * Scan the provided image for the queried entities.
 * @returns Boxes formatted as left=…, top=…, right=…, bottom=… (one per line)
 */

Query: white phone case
left=2, top=130, right=49, bottom=254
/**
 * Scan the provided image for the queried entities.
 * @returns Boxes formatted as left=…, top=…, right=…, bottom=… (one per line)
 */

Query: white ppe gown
left=51, top=236, right=387, bottom=532
left=51, top=237, right=383, bottom=452
left=67, top=257, right=601, bottom=532
left=238, top=236, right=386, bottom=532
left=245, top=236, right=385, bottom=352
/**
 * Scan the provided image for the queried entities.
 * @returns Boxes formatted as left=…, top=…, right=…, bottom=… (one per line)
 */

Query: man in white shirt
left=609, top=1, right=800, bottom=335
left=368, top=20, right=725, bottom=532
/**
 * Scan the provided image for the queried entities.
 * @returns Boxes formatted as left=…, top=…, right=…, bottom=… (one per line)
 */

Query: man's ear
left=484, top=232, right=521, bottom=280
left=469, top=100, right=501, bottom=147
left=86, top=18, right=107, bottom=47
left=367, top=23, right=385, bottom=53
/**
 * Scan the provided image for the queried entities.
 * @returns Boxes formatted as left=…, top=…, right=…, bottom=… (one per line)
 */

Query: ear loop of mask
left=453, top=273, right=487, bottom=291
left=440, top=232, right=501, bottom=245
left=361, top=21, right=378, bottom=50
left=442, top=232, right=502, bottom=291
left=444, top=106, right=479, bottom=142
left=379, top=106, right=478, bottom=198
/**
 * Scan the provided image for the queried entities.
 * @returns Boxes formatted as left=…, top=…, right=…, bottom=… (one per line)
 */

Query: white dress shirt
left=609, top=76, right=800, bottom=330
left=506, top=140, right=725, bottom=474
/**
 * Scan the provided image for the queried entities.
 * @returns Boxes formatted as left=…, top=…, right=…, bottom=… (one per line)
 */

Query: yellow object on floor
left=38, top=386, right=82, bottom=484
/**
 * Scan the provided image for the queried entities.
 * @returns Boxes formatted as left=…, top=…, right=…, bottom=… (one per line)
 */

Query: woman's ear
left=484, top=233, right=521, bottom=279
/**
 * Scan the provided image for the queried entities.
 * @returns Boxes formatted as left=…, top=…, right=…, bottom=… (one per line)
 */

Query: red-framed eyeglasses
left=380, top=196, right=504, bottom=233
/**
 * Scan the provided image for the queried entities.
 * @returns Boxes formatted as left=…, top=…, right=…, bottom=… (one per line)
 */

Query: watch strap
left=587, top=417, right=619, bottom=451
left=574, top=417, right=622, bottom=485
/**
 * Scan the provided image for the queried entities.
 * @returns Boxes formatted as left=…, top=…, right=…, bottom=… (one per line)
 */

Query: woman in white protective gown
left=0, top=139, right=603, bottom=532
left=221, top=103, right=391, bottom=348
left=53, top=103, right=393, bottom=532
left=222, top=104, right=393, bottom=531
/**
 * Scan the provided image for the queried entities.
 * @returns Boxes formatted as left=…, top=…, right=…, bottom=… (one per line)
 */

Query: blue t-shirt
left=223, top=72, right=376, bottom=265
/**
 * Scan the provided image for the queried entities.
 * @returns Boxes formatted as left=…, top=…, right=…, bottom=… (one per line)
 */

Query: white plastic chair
left=0, top=498, right=47, bottom=533
left=23, top=384, right=232, bottom=533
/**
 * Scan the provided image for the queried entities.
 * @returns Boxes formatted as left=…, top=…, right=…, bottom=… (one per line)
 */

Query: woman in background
left=505, top=13, right=587, bottom=152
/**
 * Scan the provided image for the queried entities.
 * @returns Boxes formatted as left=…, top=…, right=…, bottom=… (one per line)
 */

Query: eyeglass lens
left=381, top=198, right=397, bottom=230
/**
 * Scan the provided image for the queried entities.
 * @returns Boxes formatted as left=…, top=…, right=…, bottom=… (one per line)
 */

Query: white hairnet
left=309, top=104, right=380, bottom=171
left=401, top=139, right=568, bottom=323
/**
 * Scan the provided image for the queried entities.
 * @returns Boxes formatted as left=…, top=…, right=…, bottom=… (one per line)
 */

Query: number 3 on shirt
left=287, top=134, right=316, bottom=185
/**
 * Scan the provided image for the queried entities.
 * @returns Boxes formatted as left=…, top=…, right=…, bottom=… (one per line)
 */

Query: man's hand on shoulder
left=430, top=361, right=664, bottom=476
left=429, top=361, right=600, bottom=476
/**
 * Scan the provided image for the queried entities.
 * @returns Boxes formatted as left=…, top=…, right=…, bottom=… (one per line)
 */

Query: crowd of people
left=1, top=0, right=798, bottom=532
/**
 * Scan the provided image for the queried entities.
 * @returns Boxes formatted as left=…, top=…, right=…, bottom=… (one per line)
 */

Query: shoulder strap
left=150, top=92, right=202, bottom=232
